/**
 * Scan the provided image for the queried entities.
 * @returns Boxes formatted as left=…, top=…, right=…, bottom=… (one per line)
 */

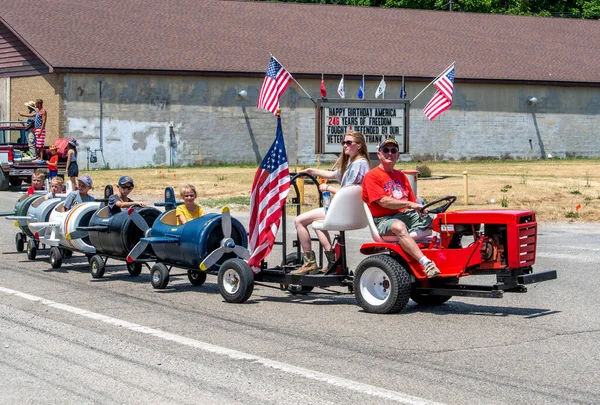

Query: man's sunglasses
left=341, top=140, right=355, bottom=146
left=120, top=185, right=134, bottom=190
left=381, top=147, right=398, bottom=154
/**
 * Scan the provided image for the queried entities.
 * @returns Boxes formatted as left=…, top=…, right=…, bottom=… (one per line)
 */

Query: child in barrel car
left=107, top=175, right=146, bottom=216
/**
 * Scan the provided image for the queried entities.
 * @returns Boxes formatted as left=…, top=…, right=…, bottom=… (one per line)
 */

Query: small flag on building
left=400, top=76, right=407, bottom=99
left=337, top=75, right=345, bottom=98
left=357, top=75, right=365, bottom=100
left=257, top=56, right=292, bottom=115
left=320, top=74, right=327, bottom=98
left=423, top=64, right=455, bottom=120
left=375, top=76, right=386, bottom=99
left=247, top=115, right=291, bottom=273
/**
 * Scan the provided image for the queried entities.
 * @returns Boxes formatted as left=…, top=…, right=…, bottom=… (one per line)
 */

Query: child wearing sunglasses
left=291, top=131, right=371, bottom=275
left=107, top=175, right=147, bottom=216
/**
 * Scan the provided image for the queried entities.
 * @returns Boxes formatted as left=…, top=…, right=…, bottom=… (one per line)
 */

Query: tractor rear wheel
left=354, top=254, right=411, bottom=314
left=151, top=263, right=170, bottom=289
left=411, top=279, right=457, bottom=306
left=218, top=258, right=254, bottom=303
left=62, top=249, right=73, bottom=258
left=90, top=255, right=105, bottom=279
left=9, top=178, right=22, bottom=187
left=50, top=247, right=63, bottom=269
left=282, top=252, right=314, bottom=294
left=188, top=270, right=207, bottom=286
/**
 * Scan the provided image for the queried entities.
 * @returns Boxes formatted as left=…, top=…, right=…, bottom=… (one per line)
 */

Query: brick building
left=1, top=0, right=599, bottom=168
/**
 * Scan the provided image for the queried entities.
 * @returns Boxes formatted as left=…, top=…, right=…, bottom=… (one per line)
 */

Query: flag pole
left=382, top=75, right=385, bottom=100
left=409, top=61, right=455, bottom=105
left=401, top=75, right=405, bottom=98
left=270, top=53, right=317, bottom=106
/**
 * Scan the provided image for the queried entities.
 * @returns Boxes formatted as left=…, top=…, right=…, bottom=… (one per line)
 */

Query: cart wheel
left=188, top=270, right=207, bottom=286
left=49, top=247, right=63, bottom=269
left=26, top=239, right=37, bottom=260
left=411, top=278, right=457, bottom=306
left=218, top=258, right=254, bottom=303
left=283, top=252, right=314, bottom=294
left=90, top=255, right=105, bottom=279
left=15, top=233, right=25, bottom=252
left=151, top=263, right=170, bottom=289
left=62, top=249, right=73, bottom=258
left=354, top=254, right=411, bottom=314
left=127, top=262, right=143, bottom=276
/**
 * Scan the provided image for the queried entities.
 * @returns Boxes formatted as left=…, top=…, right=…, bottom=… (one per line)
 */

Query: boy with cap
left=362, top=138, right=441, bottom=278
left=63, top=175, right=95, bottom=210
left=107, top=176, right=146, bottom=216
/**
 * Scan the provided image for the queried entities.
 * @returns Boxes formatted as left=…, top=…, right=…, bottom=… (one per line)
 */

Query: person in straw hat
left=19, top=99, right=47, bottom=162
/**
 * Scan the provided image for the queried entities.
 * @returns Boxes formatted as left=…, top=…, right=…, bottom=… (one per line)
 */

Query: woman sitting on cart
left=291, top=131, right=370, bottom=275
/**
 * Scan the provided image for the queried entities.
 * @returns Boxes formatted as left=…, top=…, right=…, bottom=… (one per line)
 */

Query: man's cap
left=24, top=101, right=36, bottom=109
left=377, top=138, right=399, bottom=150
left=118, top=175, right=134, bottom=186
left=78, top=175, right=93, bottom=187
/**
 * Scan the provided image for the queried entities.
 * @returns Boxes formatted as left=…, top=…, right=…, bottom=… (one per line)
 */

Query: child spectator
left=63, top=175, right=95, bottom=210
left=44, top=177, right=64, bottom=200
left=176, top=184, right=204, bottom=225
left=107, top=176, right=146, bottom=216
left=66, top=139, right=79, bottom=191
left=47, top=145, right=59, bottom=179
left=27, top=171, right=46, bottom=195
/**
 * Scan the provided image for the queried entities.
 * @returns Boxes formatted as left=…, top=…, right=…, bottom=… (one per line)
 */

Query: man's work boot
left=424, top=261, right=441, bottom=278
left=290, top=251, right=318, bottom=275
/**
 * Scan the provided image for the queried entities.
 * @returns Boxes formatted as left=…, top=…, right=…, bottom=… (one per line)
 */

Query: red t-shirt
left=48, top=155, right=58, bottom=171
left=361, top=166, right=416, bottom=218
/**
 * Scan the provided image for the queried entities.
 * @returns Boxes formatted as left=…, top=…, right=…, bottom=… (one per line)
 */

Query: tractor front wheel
left=188, top=270, right=207, bottom=286
left=49, top=247, right=62, bottom=269
left=151, top=263, right=170, bottom=289
left=90, top=255, right=105, bottom=279
left=354, top=254, right=411, bottom=314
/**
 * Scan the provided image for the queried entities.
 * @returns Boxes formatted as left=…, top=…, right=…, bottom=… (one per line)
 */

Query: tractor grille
left=517, top=223, right=537, bottom=267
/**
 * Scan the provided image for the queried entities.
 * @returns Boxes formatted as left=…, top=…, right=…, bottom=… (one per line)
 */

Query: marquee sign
left=315, top=99, right=410, bottom=154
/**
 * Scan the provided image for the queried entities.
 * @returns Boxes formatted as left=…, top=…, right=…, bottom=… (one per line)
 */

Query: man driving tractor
left=361, top=138, right=440, bottom=278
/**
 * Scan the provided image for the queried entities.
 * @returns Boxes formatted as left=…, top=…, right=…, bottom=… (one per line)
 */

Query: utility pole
left=449, top=0, right=453, bottom=11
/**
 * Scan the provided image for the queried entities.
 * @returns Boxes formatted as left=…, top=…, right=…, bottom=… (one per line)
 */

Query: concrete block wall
left=60, top=74, right=600, bottom=169
left=10, top=74, right=64, bottom=144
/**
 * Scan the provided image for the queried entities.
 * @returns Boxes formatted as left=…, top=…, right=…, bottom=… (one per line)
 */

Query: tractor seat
left=159, top=210, right=178, bottom=226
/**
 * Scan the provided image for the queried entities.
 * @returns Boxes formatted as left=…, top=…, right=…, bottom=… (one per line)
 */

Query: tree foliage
left=267, top=0, right=600, bottom=18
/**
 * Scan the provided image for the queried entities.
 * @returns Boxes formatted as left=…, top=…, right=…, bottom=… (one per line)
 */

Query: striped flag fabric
left=423, top=64, right=455, bottom=120
left=257, top=57, right=292, bottom=115
left=247, top=116, right=291, bottom=272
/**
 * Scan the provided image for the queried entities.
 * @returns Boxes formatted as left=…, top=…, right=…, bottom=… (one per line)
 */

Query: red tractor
left=216, top=181, right=557, bottom=314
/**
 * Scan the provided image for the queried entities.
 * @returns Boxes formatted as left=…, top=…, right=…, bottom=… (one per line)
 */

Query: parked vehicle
left=0, top=121, right=67, bottom=190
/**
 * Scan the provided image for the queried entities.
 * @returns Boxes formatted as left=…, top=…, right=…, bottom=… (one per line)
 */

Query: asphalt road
left=0, top=191, right=598, bottom=404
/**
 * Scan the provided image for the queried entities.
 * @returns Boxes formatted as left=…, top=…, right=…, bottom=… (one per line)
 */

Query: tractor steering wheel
left=421, top=195, right=456, bottom=214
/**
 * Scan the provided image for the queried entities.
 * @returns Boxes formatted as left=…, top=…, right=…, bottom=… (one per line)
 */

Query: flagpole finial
left=276, top=108, right=281, bottom=117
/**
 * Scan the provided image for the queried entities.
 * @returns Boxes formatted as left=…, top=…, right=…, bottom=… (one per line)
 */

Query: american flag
left=247, top=116, right=291, bottom=272
left=423, top=64, right=455, bottom=120
left=257, top=57, right=292, bottom=115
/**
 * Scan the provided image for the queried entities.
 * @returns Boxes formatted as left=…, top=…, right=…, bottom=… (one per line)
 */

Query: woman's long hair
left=334, top=131, right=370, bottom=180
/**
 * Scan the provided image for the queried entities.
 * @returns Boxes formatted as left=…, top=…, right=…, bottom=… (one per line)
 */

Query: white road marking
left=0, top=286, right=443, bottom=405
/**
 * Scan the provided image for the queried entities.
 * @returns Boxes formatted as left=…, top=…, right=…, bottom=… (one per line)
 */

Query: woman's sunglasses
left=381, top=147, right=398, bottom=154
left=342, top=140, right=355, bottom=146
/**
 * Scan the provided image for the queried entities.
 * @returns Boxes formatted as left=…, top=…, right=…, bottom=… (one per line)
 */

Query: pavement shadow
left=404, top=301, right=560, bottom=318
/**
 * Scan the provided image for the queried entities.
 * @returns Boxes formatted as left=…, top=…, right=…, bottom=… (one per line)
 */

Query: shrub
left=416, top=165, right=432, bottom=178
